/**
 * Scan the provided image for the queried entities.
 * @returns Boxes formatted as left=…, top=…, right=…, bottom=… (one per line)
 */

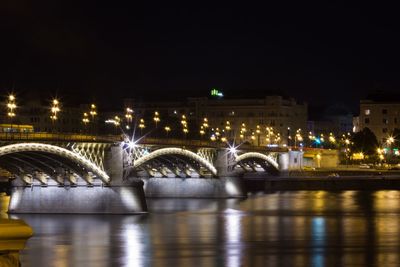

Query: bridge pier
left=7, top=144, right=148, bottom=214
left=8, top=182, right=146, bottom=214
left=142, top=149, right=245, bottom=198
left=142, top=176, right=244, bottom=198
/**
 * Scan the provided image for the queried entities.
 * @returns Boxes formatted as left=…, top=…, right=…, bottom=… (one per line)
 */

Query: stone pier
left=142, top=149, right=245, bottom=198
left=8, top=144, right=147, bottom=214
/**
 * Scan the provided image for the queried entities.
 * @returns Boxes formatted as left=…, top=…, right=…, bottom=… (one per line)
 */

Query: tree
left=351, top=127, right=378, bottom=156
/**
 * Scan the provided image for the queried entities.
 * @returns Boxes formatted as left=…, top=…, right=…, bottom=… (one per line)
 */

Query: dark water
left=10, top=191, right=400, bottom=266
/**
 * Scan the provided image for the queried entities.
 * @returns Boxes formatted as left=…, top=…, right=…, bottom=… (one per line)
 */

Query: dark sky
left=1, top=2, right=400, bottom=109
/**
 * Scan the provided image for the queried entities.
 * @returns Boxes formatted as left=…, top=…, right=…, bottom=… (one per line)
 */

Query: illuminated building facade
left=0, top=97, right=90, bottom=133
left=125, top=95, right=307, bottom=146
left=357, top=99, right=400, bottom=143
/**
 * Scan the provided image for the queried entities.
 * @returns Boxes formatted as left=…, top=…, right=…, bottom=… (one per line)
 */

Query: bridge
left=0, top=133, right=301, bottom=213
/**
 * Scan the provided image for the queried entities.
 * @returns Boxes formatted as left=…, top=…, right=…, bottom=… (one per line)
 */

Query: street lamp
left=225, top=121, right=231, bottom=131
left=50, top=99, right=61, bottom=132
left=215, top=127, right=221, bottom=138
left=183, top=127, right=189, bottom=138
left=138, top=118, right=145, bottom=136
left=329, top=132, right=336, bottom=145
left=251, top=132, right=256, bottom=144
left=90, top=104, right=97, bottom=120
left=202, top=117, right=209, bottom=129
left=199, top=125, right=205, bottom=138
left=164, top=126, right=171, bottom=137
left=256, top=125, right=261, bottom=146
left=181, top=115, right=188, bottom=137
left=181, top=115, right=187, bottom=126
left=275, top=133, right=281, bottom=145
left=240, top=123, right=246, bottom=140
left=210, top=134, right=216, bottom=141
left=153, top=111, right=160, bottom=128
left=387, top=136, right=395, bottom=145
left=88, top=104, right=98, bottom=134
left=295, top=128, right=303, bottom=148
left=82, top=112, right=89, bottom=133
left=6, top=94, right=16, bottom=135
left=125, top=107, right=133, bottom=123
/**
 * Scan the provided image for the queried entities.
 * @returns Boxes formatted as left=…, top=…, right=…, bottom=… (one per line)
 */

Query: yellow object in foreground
left=0, top=218, right=33, bottom=251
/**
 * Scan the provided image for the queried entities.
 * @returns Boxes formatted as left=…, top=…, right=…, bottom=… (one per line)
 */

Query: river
left=6, top=190, right=400, bottom=266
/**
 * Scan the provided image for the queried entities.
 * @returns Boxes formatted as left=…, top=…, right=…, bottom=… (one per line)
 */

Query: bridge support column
left=214, top=148, right=231, bottom=176
left=104, top=145, right=123, bottom=183
left=278, top=152, right=289, bottom=175
left=142, top=176, right=245, bottom=198
left=8, top=144, right=147, bottom=214
left=8, top=182, right=147, bottom=214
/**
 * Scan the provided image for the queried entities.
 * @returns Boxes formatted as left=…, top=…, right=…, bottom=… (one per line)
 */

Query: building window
left=383, top=118, right=389, bottom=124
left=365, top=109, right=370, bottom=115
left=365, top=118, right=370, bottom=124
left=382, top=109, right=388, bottom=114
left=383, top=128, right=388, bottom=133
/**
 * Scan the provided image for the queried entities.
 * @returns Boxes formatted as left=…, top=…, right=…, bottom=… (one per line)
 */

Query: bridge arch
left=133, top=147, right=217, bottom=176
left=234, top=152, right=279, bottom=171
left=0, top=143, right=110, bottom=183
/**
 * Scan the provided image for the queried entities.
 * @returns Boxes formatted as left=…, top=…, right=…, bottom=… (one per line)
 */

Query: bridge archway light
left=133, top=147, right=217, bottom=176
left=228, top=144, right=237, bottom=154
left=0, top=143, right=110, bottom=184
left=234, top=152, right=279, bottom=170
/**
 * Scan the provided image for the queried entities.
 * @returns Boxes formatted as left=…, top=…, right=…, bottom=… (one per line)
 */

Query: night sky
left=1, top=2, right=400, bottom=110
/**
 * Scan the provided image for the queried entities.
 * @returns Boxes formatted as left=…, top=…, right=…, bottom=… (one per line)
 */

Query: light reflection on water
left=6, top=190, right=400, bottom=266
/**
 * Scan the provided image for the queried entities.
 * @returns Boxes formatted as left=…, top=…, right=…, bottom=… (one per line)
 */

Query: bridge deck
left=0, top=133, right=120, bottom=143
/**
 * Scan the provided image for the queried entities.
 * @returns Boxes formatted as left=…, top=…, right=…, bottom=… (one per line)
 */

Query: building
left=0, top=96, right=93, bottom=133
left=357, top=98, right=400, bottom=143
left=125, top=95, right=308, bottom=146
left=307, top=105, right=353, bottom=136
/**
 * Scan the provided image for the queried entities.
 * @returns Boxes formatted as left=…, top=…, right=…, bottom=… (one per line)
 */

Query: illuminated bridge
left=0, top=134, right=299, bottom=213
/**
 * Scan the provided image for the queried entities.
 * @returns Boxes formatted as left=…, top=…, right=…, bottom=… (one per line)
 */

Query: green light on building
left=211, top=88, right=224, bottom=97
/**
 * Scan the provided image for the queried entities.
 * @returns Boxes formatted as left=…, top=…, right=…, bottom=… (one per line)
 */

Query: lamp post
left=201, top=117, right=209, bottom=139
left=114, top=116, right=121, bottom=135
left=240, top=123, right=246, bottom=141
left=82, top=112, right=89, bottom=133
left=124, top=107, right=133, bottom=132
left=50, top=99, right=60, bottom=133
left=181, top=115, right=188, bottom=138
left=164, top=126, right=171, bottom=138
left=275, top=133, right=281, bottom=145
left=202, top=118, right=209, bottom=129
left=344, top=138, right=350, bottom=167
left=90, top=104, right=97, bottom=134
left=139, top=118, right=145, bottom=135
left=251, top=132, right=256, bottom=144
left=199, top=125, right=205, bottom=138
left=225, top=120, right=231, bottom=140
left=295, top=128, right=303, bottom=148
left=6, top=94, right=16, bottom=138
left=153, top=111, right=160, bottom=128
left=183, top=127, right=189, bottom=139
left=256, top=125, right=261, bottom=146
left=125, top=107, right=133, bottom=123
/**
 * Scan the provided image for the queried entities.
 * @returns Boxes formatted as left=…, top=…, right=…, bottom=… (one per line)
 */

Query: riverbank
left=244, top=169, right=400, bottom=191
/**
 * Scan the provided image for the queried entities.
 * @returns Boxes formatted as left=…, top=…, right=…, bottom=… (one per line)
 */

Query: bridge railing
left=0, top=132, right=121, bottom=143
left=139, top=137, right=288, bottom=152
